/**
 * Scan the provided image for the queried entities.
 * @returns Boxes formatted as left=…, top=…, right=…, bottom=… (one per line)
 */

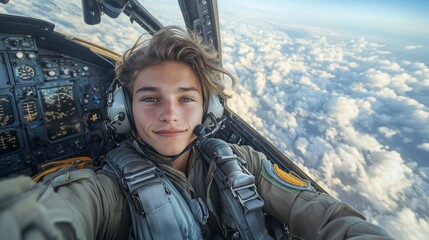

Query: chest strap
left=103, top=141, right=205, bottom=240
left=197, top=138, right=273, bottom=240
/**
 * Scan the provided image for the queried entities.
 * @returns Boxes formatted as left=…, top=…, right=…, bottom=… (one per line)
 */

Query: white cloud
left=378, top=127, right=398, bottom=138
left=238, top=43, right=252, bottom=55
left=365, top=69, right=392, bottom=88
left=362, top=150, right=413, bottom=212
left=326, top=96, right=359, bottom=126
left=269, top=70, right=282, bottom=84
left=255, top=72, right=266, bottom=95
left=417, top=143, right=429, bottom=151
left=295, top=137, right=309, bottom=156
left=310, top=69, right=335, bottom=79
left=405, top=45, right=423, bottom=50
left=381, top=208, right=429, bottom=240
left=221, top=21, right=429, bottom=240
left=228, top=85, right=264, bottom=130
left=299, top=76, right=320, bottom=90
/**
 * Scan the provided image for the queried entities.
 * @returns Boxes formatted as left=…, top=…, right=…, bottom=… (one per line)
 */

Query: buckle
left=122, top=166, right=161, bottom=192
left=230, top=183, right=264, bottom=213
left=122, top=166, right=164, bottom=214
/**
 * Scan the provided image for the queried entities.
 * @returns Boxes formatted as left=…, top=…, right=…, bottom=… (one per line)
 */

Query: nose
left=159, top=99, right=178, bottom=122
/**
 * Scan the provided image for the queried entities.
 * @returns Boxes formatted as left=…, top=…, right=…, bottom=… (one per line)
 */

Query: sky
left=220, top=0, right=429, bottom=63
left=217, top=1, right=429, bottom=239
left=1, top=0, right=428, bottom=239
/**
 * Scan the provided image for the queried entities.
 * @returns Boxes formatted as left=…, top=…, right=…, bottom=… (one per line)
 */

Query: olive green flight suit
left=0, top=142, right=394, bottom=239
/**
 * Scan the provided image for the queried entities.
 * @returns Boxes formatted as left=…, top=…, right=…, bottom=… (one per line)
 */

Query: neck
left=134, top=135, right=197, bottom=171
left=172, top=150, right=191, bottom=173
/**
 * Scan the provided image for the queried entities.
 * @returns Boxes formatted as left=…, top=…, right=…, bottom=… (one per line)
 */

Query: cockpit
left=0, top=17, right=115, bottom=176
left=0, top=0, right=323, bottom=193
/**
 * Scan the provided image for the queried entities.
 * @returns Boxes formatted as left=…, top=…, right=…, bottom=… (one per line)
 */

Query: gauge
left=84, top=110, right=101, bottom=127
left=43, top=93, right=76, bottom=122
left=16, top=51, right=24, bottom=59
left=40, top=85, right=81, bottom=141
left=28, top=52, right=36, bottom=59
left=0, top=131, right=20, bottom=155
left=15, top=64, right=35, bottom=80
left=22, top=100, right=38, bottom=122
left=0, top=96, right=15, bottom=127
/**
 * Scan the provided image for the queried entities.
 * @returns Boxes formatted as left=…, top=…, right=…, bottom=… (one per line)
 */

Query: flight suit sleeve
left=0, top=169, right=129, bottom=240
left=230, top=144, right=394, bottom=240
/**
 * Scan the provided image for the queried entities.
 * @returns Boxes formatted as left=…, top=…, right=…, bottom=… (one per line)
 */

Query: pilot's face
left=132, top=61, right=204, bottom=157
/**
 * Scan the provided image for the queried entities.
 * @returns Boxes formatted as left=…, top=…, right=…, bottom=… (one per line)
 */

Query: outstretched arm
left=0, top=169, right=128, bottom=240
left=230, top=144, right=394, bottom=240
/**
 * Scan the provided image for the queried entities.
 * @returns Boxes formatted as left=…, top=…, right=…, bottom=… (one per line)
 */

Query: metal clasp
left=122, top=166, right=163, bottom=214
left=230, top=183, right=264, bottom=213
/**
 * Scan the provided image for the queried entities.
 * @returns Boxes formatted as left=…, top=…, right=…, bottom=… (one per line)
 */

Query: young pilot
left=0, top=26, right=394, bottom=240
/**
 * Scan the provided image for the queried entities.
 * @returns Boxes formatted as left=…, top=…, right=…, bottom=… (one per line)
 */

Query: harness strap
left=123, top=165, right=182, bottom=239
left=171, top=180, right=209, bottom=225
left=213, top=166, right=269, bottom=240
left=103, top=141, right=204, bottom=239
left=205, top=161, right=225, bottom=235
left=197, top=138, right=273, bottom=240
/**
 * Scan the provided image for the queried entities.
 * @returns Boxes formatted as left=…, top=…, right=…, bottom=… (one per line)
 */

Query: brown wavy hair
left=115, top=26, right=236, bottom=109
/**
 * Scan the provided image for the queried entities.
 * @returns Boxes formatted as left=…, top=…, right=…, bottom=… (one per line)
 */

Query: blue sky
left=220, top=0, right=429, bottom=48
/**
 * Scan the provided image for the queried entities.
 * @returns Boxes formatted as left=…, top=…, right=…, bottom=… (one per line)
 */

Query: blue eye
left=141, top=97, right=159, bottom=102
left=180, top=97, right=194, bottom=102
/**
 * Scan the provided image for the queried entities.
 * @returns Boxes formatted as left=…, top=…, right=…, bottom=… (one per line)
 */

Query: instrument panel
left=0, top=29, right=115, bottom=177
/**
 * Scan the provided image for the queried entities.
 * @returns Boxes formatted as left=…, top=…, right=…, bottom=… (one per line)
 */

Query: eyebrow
left=134, top=86, right=200, bottom=95
left=178, top=86, right=200, bottom=93
left=134, top=86, right=157, bottom=95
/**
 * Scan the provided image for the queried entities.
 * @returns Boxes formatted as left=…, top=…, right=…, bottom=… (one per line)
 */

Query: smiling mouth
left=154, top=129, right=186, bottom=137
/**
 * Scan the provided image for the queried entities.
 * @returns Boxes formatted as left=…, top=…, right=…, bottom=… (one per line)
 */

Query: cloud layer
left=221, top=22, right=429, bottom=239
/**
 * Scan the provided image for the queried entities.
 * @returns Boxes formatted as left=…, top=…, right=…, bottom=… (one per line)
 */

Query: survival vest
left=104, top=139, right=273, bottom=240
left=103, top=141, right=206, bottom=239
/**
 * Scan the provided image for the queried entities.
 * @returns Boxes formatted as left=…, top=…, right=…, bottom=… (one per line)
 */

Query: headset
left=106, top=79, right=224, bottom=134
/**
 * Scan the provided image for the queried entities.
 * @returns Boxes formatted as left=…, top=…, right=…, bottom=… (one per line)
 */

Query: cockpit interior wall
left=0, top=15, right=115, bottom=177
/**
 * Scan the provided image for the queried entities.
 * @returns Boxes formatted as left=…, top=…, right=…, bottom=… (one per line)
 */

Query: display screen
left=40, top=85, right=81, bottom=141
left=22, top=100, right=38, bottom=122
left=0, top=96, right=15, bottom=127
left=0, top=130, right=20, bottom=155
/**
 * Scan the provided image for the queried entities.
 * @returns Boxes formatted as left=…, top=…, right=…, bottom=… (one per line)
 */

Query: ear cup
left=123, top=87, right=135, bottom=130
left=203, top=94, right=224, bottom=129
left=107, top=86, right=133, bottom=134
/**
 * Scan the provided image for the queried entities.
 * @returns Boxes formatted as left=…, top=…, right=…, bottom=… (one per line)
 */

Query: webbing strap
left=135, top=178, right=182, bottom=239
left=104, top=142, right=185, bottom=240
left=215, top=170, right=271, bottom=240
left=232, top=186, right=267, bottom=239
left=198, top=138, right=272, bottom=240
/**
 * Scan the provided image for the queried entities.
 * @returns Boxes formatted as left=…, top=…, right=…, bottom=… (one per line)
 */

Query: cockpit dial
left=15, top=64, right=35, bottom=80
left=0, top=96, right=15, bottom=127
left=40, top=85, right=81, bottom=141
left=43, top=91, right=76, bottom=122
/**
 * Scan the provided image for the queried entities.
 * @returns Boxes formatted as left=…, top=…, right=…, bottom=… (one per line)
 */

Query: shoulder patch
left=262, top=159, right=312, bottom=191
